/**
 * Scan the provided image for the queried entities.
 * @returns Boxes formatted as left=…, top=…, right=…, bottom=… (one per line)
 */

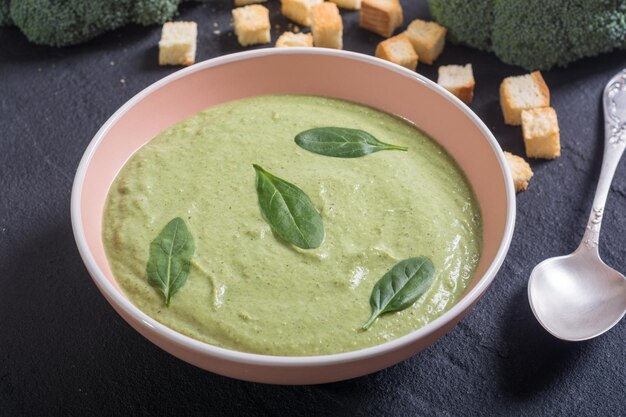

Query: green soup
left=103, top=95, right=482, bottom=356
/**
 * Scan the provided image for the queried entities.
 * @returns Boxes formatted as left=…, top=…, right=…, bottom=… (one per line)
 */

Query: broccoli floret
left=427, top=0, right=494, bottom=52
left=133, top=0, right=180, bottom=26
left=0, top=0, right=11, bottom=26
left=493, top=0, right=626, bottom=70
left=560, top=0, right=626, bottom=62
left=491, top=1, right=569, bottom=70
left=7, top=0, right=204, bottom=47
left=427, top=0, right=626, bottom=70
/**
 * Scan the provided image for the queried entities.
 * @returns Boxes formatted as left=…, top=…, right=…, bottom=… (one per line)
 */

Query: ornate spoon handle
left=580, top=70, right=626, bottom=251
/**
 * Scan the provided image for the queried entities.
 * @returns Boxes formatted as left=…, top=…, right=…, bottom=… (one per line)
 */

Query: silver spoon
left=528, top=69, right=626, bottom=341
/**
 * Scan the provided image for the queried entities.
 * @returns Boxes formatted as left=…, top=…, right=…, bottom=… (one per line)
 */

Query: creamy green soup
left=103, top=95, right=482, bottom=356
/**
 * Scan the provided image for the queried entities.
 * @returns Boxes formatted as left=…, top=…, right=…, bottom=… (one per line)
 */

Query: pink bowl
left=71, top=49, right=515, bottom=384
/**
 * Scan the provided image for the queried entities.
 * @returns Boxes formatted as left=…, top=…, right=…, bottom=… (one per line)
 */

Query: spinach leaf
left=295, top=127, right=408, bottom=158
left=362, top=257, right=435, bottom=330
left=146, top=217, right=195, bottom=306
left=253, top=164, right=324, bottom=249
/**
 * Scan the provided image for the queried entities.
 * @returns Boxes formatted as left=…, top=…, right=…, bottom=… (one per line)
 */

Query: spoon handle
left=580, top=69, right=626, bottom=252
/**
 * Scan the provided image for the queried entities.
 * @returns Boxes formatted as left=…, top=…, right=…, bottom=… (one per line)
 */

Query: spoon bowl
left=529, top=249, right=626, bottom=341
left=528, top=69, right=626, bottom=341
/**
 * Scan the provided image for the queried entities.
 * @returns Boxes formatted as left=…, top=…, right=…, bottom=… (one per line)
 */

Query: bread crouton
left=521, top=107, right=561, bottom=159
left=312, top=2, right=343, bottom=49
left=438, top=64, right=475, bottom=104
left=500, top=71, right=550, bottom=125
left=235, top=0, right=266, bottom=5
left=275, top=31, right=313, bottom=47
left=281, top=0, right=323, bottom=26
left=504, top=151, right=533, bottom=192
left=375, top=34, right=417, bottom=71
left=158, top=22, right=197, bottom=66
left=404, top=19, right=446, bottom=65
left=329, top=0, right=361, bottom=10
left=359, top=0, right=403, bottom=38
left=232, top=4, right=271, bottom=47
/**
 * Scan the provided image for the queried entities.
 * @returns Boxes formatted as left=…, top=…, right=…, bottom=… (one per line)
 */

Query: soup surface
left=103, top=95, right=482, bottom=355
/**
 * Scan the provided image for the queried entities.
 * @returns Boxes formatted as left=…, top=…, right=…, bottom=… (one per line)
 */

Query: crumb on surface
left=521, top=107, right=561, bottom=159
left=500, top=71, right=550, bottom=125
left=437, top=64, right=475, bottom=104
left=158, top=21, right=197, bottom=66
left=275, top=31, right=313, bottom=47
left=375, top=34, right=417, bottom=70
left=404, top=18, right=446, bottom=65
left=504, top=151, right=533, bottom=192
left=232, top=4, right=271, bottom=46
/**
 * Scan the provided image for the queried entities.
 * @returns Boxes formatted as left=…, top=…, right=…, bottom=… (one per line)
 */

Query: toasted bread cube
left=232, top=4, right=271, bottom=46
left=521, top=107, right=561, bottom=159
left=504, top=151, right=533, bottom=192
left=404, top=19, right=446, bottom=64
left=375, top=34, right=417, bottom=71
left=500, top=71, right=550, bottom=125
left=359, top=0, right=403, bottom=38
left=312, top=2, right=343, bottom=49
left=275, top=31, right=314, bottom=47
left=330, top=0, right=361, bottom=10
left=235, top=0, right=266, bottom=5
left=281, top=0, right=323, bottom=26
left=158, top=22, right=197, bottom=66
left=438, top=64, right=475, bottom=104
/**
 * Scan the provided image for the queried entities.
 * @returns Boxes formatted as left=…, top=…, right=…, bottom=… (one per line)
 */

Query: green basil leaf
left=253, top=164, right=324, bottom=249
left=295, top=127, right=408, bottom=158
left=146, top=217, right=195, bottom=306
left=362, top=257, right=435, bottom=330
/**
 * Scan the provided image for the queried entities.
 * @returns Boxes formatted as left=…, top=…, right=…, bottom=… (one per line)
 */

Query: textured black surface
left=1, top=1, right=626, bottom=416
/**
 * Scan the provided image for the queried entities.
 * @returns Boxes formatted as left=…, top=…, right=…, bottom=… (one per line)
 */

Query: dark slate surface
left=1, top=1, right=625, bottom=416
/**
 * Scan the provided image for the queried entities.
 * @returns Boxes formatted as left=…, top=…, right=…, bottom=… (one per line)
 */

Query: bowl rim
left=71, top=47, right=516, bottom=367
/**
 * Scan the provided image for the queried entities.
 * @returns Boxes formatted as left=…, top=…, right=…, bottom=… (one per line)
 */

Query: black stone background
left=1, top=1, right=625, bottom=416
